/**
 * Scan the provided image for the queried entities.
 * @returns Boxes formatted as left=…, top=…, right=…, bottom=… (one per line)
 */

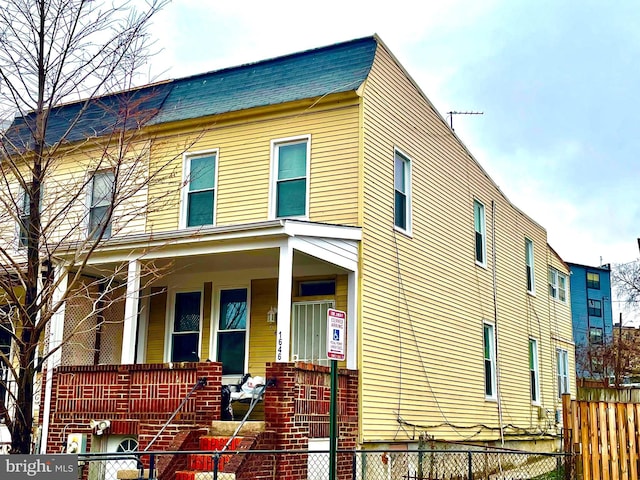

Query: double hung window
left=272, top=137, right=309, bottom=218
left=548, top=268, right=567, bottom=302
left=525, top=238, right=535, bottom=294
left=529, top=338, right=540, bottom=404
left=18, top=187, right=30, bottom=247
left=394, top=150, right=411, bottom=232
left=557, top=349, right=569, bottom=397
left=587, top=272, right=600, bottom=289
left=474, top=200, right=486, bottom=265
left=183, top=152, right=217, bottom=228
left=588, top=299, right=602, bottom=317
left=89, top=171, right=114, bottom=239
left=483, top=322, right=496, bottom=399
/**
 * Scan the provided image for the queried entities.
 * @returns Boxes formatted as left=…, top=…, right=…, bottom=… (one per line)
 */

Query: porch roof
left=58, top=219, right=362, bottom=268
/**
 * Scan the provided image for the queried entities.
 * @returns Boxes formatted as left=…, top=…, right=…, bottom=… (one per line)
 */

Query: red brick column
left=264, top=362, right=359, bottom=480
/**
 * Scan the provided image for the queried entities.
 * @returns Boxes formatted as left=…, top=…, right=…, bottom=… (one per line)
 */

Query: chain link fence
left=78, top=448, right=573, bottom=480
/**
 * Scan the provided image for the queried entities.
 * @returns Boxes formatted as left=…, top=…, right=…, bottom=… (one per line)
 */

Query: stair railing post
left=213, top=453, right=219, bottom=480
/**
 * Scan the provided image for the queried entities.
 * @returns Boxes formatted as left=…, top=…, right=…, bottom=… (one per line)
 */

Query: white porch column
left=276, top=240, right=293, bottom=362
left=40, top=264, right=68, bottom=454
left=346, top=269, right=359, bottom=370
left=121, top=259, right=141, bottom=365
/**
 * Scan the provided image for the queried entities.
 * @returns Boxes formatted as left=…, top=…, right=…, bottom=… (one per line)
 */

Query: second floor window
left=474, top=200, right=486, bottom=265
left=183, top=152, right=217, bottom=228
left=548, top=268, right=567, bottom=302
left=273, top=137, right=309, bottom=218
left=525, top=238, right=535, bottom=294
left=18, top=187, right=30, bottom=247
left=89, top=171, right=114, bottom=239
left=394, top=149, right=411, bottom=232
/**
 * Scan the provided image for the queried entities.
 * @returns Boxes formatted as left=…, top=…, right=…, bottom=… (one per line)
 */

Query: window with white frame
left=88, top=171, right=115, bottom=239
left=548, top=268, right=567, bottom=302
left=557, top=348, right=569, bottom=397
left=272, top=137, right=309, bottom=218
left=483, top=322, right=496, bottom=399
left=216, top=288, right=248, bottom=375
left=18, top=186, right=31, bottom=248
left=529, top=338, right=540, bottom=404
left=182, top=152, right=217, bottom=228
left=171, top=291, right=202, bottom=362
left=394, top=149, right=411, bottom=232
left=474, top=200, right=486, bottom=265
left=525, top=238, right=535, bottom=294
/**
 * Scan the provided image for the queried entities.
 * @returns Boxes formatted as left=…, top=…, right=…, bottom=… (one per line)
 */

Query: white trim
left=121, top=260, right=140, bottom=364
left=473, top=199, right=487, bottom=268
left=179, top=149, right=219, bottom=229
left=136, top=287, right=150, bottom=363
left=483, top=320, right=497, bottom=401
left=77, top=220, right=361, bottom=266
left=393, top=147, right=412, bottom=236
left=276, top=240, right=293, bottom=362
left=269, top=134, right=311, bottom=220
left=211, top=284, right=251, bottom=379
left=529, top=337, right=540, bottom=405
left=346, top=269, right=358, bottom=370
left=164, top=287, right=204, bottom=362
left=41, top=265, right=68, bottom=454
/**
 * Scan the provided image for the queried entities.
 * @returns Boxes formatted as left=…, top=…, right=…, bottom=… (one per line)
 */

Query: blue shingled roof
left=150, top=36, right=378, bottom=125
left=3, top=36, right=378, bottom=149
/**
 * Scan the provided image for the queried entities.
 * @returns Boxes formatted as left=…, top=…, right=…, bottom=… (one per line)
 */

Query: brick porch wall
left=263, top=362, right=358, bottom=480
left=43, top=362, right=221, bottom=453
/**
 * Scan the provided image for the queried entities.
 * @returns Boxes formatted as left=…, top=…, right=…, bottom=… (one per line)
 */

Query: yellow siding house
left=2, top=35, right=575, bottom=454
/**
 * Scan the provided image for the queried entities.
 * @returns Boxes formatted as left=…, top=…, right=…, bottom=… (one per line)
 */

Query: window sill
left=485, top=396, right=497, bottom=403
left=393, top=225, right=413, bottom=238
left=475, top=260, right=487, bottom=269
left=527, top=290, right=536, bottom=297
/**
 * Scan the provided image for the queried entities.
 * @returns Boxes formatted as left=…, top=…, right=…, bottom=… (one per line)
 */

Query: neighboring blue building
left=566, top=262, right=614, bottom=350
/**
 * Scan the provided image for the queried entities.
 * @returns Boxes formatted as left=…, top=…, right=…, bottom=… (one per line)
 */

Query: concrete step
left=176, top=471, right=235, bottom=480
left=209, top=421, right=265, bottom=437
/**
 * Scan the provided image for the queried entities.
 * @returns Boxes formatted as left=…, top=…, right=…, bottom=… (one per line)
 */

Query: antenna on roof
left=446, top=111, right=483, bottom=131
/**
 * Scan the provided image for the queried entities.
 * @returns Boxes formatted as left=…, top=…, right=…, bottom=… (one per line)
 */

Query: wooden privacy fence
left=563, top=394, right=640, bottom=480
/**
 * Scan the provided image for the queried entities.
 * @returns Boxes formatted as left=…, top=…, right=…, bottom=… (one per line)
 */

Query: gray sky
left=148, top=0, right=639, bottom=309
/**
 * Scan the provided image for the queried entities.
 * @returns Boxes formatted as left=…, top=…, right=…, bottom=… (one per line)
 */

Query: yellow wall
left=147, top=100, right=361, bottom=232
left=358, top=42, right=575, bottom=443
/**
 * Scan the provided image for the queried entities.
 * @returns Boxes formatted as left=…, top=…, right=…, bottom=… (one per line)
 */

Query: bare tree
left=575, top=322, right=640, bottom=387
left=0, top=0, right=172, bottom=454
left=613, top=259, right=640, bottom=311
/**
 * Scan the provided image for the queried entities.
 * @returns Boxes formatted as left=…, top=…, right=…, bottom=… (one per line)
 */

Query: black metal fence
left=78, top=448, right=573, bottom=480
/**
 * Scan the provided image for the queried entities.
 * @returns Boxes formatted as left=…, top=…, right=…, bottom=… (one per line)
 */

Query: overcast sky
left=147, top=0, right=639, bottom=317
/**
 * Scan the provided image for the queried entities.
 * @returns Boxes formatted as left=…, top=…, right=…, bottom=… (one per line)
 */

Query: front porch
left=40, top=220, right=361, bottom=454
left=43, top=361, right=359, bottom=480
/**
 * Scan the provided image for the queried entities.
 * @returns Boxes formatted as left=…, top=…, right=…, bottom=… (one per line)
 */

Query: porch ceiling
left=79, top=248, right=348, bottom=281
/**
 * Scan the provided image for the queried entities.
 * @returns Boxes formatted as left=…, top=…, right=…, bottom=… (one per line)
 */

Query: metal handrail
left=143, top=376, right=207, bottom=452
